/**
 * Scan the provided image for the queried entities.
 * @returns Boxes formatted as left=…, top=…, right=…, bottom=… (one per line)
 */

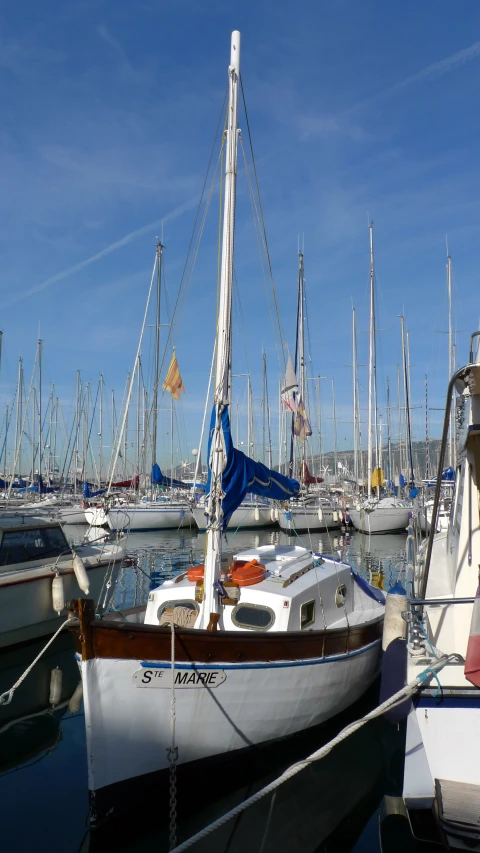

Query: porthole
left=335, top=584, right=347, bottom=608
left=231, top=603, right=275, bottom=631
left=300, top=600, right=315, bottom=629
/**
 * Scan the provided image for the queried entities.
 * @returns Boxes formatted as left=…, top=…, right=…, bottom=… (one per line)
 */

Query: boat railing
left=414, top=359, right=480, bottom=605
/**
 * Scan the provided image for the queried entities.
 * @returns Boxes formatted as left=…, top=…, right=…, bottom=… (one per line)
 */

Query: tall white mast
left=367, top=223, right=375, bottom=495
left=201, top=31, right=240, bottom=630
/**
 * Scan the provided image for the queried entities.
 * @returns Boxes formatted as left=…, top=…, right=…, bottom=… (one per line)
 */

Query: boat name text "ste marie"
left=133, top=668, right=227, bottom=689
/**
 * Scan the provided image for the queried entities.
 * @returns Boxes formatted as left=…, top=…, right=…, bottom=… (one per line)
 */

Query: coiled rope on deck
left=168, top=653, right=456, bottom=853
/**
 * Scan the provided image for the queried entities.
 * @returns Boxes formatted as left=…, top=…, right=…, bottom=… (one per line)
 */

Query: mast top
left=230, top=30, right=241, bottom=73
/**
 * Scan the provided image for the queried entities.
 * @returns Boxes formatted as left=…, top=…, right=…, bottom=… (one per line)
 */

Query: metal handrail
left=470, top=332, right=480, bottom=363
left=408, top=596, right=475, bottom=606
left=419, top=361, right=479, bottom=602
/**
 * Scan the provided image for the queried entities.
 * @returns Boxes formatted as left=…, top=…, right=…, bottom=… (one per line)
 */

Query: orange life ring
left=231, top=558, right=266, bottom=586
left=187, top=564, right=205, bottom=582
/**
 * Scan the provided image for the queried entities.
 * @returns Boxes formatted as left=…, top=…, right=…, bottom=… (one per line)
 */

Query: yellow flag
left=162, top=352, right=186, bottom=400
left=371, top=467, right=384, bottom=489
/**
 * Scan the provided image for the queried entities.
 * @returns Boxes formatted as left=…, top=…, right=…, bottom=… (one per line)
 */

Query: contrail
left=355, top=38, right=480, bottom=113
left=2, top=198, right=195, bottom=308
left=386, top=38, right=480, bottom=95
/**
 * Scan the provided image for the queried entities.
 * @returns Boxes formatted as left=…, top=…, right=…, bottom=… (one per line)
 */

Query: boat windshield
left=0, top=526, right=70, bottom=566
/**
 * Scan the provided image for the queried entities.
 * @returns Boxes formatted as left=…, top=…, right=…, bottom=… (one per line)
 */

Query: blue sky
left=1, top=0, right=480, bottom=473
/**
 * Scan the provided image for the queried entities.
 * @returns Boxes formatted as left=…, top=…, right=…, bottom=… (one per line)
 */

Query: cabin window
left=156, top=600, right=199, bottom=624
left=300, top=600, right=315, bottom=629
left=231, top=604, right=275, bottom=631
left=0, top=526, right=69, bottom=566
left=335, top=584, right=347, bottom=607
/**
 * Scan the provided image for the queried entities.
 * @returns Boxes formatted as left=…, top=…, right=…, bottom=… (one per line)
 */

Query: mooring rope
left=168, top=653, right=456, bottom=853
left=0, top=617, right=73, bottom=707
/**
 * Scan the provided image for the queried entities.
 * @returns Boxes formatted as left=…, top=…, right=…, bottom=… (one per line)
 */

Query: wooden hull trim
left=70, top=608, right=383, bottom=664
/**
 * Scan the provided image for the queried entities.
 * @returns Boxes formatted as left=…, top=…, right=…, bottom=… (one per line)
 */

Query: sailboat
left=278, top=252, right=342, bottom=534
left=68, top=32, right=384, bottom=825
left=401, top=331, right=480, bottom=849
left=349, top=225, right=411, bottom=535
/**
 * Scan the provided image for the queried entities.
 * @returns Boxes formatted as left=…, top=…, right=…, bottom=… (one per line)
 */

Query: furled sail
left=83, top=483, right=107, bottom=499
left=206, top=406, right=300, bottom=529
left=300, top=461, right=323, bottom=484
left=280, top=355, right=298, bottom=412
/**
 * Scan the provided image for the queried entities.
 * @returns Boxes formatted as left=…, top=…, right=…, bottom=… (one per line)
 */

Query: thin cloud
left=2, top=199, right=194, bottom=308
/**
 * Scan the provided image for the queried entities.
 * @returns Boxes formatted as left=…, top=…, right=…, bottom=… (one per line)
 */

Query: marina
left=1, top=6, right=479, bottom=852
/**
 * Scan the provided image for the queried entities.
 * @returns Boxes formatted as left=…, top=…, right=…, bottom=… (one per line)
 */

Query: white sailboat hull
left=56, top=505, right=87, bottom=525
left=192, top=504, right=276, bottom=531
left=349, top=505, right=411, bottom=534
left=278, top=506, right=342, bottom=533
left=85, top=507, right=109, bottom=527
left=107, top=504, right=193, bottom=531
left=80, top=639, right=381, bottom=803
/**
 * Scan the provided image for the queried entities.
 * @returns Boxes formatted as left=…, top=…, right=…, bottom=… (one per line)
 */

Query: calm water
left=0, top=526, right=440, bottom=852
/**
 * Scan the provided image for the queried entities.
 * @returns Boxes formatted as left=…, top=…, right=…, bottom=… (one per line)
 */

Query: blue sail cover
left=152, top=463, right=189, bottom=489
left=83, top=482, right=107, bottom=499
left=206, top=406, right=300, bottom=530
left=27, top=476, right=57, bottom=494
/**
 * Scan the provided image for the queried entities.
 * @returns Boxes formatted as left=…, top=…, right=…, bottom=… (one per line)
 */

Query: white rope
left=169, top=654, right=455, bottom=853
left=0, top=617, right=73, bottom=707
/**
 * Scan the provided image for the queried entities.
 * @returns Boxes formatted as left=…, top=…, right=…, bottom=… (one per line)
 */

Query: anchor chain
left=167, top=620, right=178, bottom=850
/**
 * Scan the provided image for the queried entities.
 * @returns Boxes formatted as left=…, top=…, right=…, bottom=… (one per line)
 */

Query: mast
left=425, top=374, right=430, bottom=481
left=262, top=352, right=266, bottom=464
left=38, top=339, right=42, bottom=481
left=332, top=377, right=338, bottom=483
left=202, top=30, right=240, bottom=629
left=99, top=374, right=104, bottom=487
left=352, top=307, right=359, bottom=486
left=367, top=223, right=375, bottom=495
left=152, top=241, right=164, bottom=471
left=386, top=379, right=392, bottom=490
left=15, top=358, right=23, bottom=479
left=447, top=254, right=456, bottom=469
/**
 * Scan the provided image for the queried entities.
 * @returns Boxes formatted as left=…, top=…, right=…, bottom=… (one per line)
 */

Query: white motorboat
left=192, top=497, right=275, bottom=531
left=0, top=517, right=126, bottom=648
left=69, top=31, right=384, bottom=828
left=349, top=497, right=411, bottom=534
left=400, top=340, right=480, bottom=849
left=278, top=495, right=343, bottom=533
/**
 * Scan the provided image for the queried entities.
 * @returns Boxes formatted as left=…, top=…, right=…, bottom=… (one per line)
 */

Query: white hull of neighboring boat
left=349, top=505, right=411, bottom=534
left=107, top=505, right=193, bottom=531
left=80, top=639, right=381, bottom=799
left=85, top=507, right=109, bottom=527
left=0, top=546, right=125, bottom=648
left=404, top=698, right=480, bottom=850
left=278, top=506, right=342, bottom=533
left=56, top=505, right=87, bottom=525
left=192, top=504, right=275, bottom=531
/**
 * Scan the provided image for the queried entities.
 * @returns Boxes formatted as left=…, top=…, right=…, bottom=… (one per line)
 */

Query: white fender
left=49, top=666, right=63, bottom=707
left=382, top=582, right=407, bottom=651
left=333, top=511, right=339, bottom=523
left=52, top=573, right=65, bottom=614
left=254, top=507, right=260, bottom=522
left=68, top=681, right=83, bottom=714
left=73, top=553, right=90, bottom=595
left=317, top=508, right=323, bottom=522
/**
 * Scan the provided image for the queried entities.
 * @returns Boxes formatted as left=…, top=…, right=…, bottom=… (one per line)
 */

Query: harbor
left=1, top=6, right=480, bottom=852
